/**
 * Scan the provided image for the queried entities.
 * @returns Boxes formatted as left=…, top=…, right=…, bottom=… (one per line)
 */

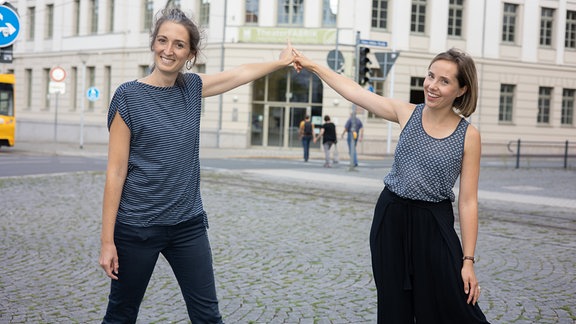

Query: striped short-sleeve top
left=384, top=103, right=469, bottom=202
left=107, top=73, right=205, bottom=227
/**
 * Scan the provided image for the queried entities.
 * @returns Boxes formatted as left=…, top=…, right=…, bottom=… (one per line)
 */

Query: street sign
left=50, top=67, right=67, bottom=82
left=49, top=81, right=66, bottom=94
left=0, top=5, right=20, bottom=48
left=374, top=52, right=399, bottom=79
left=359, top=39, right=388, bottom=48
left=326, top=49, right=344, bottom=72
left=87, top=87, right=100, bottom=101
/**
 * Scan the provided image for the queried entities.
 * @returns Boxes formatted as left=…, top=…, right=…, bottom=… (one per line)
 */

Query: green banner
left=239, top=27, right=337, bottom=45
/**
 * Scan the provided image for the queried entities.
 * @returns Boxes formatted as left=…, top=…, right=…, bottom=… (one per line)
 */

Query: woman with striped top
left=98, top=8, right=295, bottom=323
left=293, top=48, right=490, bottom=323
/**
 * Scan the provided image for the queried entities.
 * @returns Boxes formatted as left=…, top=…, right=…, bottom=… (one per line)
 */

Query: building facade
left=3, top=0, right=576, bottom=155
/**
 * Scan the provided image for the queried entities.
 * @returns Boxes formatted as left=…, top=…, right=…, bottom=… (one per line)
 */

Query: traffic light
left=358, top=47, right=371, bottom=85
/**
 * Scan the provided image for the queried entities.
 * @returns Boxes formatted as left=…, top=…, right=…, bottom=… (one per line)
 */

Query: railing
left=507, top=139, right=575, bottom=169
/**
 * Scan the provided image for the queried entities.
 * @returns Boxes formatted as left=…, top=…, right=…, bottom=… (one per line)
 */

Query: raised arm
left=200, top=42, right=295, bottom=98
left=293, top=49, right=414, bottom=126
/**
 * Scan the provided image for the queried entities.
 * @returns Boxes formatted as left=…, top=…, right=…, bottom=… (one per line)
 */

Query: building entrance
left=250, top=68, right=323, bottom=148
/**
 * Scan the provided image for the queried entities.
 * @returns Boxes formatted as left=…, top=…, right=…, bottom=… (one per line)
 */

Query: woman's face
left=423, top=59, right=467, bottom=111
left=152, top=21, right=193, bottom=74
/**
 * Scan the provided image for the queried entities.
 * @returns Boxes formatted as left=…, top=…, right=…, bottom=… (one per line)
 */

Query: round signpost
left=0, top=5, right=20, bottom=48
left=86, top=86, right=100, bottom=102
left=49, top=66, right=67, bottom=82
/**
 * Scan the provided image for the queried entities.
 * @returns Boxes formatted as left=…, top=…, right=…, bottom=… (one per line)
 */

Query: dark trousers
left=301, top=135, right=312, bottom=161
left=103, top=216, right=223, bottom=324
left=369, top=188, right=489, bottom=324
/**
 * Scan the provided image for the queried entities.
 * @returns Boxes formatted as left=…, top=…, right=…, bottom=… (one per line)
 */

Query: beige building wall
left=3, top=0, right=575, bottom=156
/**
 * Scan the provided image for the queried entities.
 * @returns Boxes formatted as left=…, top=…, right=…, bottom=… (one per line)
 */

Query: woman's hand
left=99, top=242, right=119, bottom=280
left=279, top=40, right=296, bottom=67
left=462, top=262, right=481, bottom=305
left=292, top=48, right=314, bottom=72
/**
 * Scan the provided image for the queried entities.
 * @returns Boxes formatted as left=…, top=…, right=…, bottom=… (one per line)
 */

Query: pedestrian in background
left=98, top=8, right=295, bottom=323
left=341, top=113, right=363, bottom=167
left=314, top=115, right=338, bottom=167
left=299, top=115, right=314, bottom=162
left=293, top=48, right=489, bottom=323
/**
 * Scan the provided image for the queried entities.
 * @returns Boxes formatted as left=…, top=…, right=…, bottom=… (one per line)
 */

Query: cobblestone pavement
left=1, top=160, right=576, bottom=323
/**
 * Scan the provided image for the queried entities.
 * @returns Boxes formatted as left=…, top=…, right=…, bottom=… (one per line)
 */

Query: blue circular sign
left=87, top=87, right=100, bottom=101
left=0, top=5, right=21, bottom=48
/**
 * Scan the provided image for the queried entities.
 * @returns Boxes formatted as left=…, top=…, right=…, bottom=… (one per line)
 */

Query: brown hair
left=429, top=48, right=478, bottom=117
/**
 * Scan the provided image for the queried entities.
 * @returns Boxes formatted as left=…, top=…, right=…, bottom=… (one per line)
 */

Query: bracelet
left=462, top=256, right=476, bottom=263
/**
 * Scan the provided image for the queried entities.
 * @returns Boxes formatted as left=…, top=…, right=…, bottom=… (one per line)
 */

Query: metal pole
left=349, top=31, right=360, bottom=171
left=217, top=0, right=227, bottom=148
left=53, top=94, right=58, bottom=142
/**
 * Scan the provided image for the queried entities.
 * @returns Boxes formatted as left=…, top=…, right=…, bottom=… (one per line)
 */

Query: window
left=278, top=0, right=304, bottom=26
left=107, top=0, right=115, bottom=33
left=372, top=0, right=388, bottom=29
left=499, top=84, right=515, bottom=122
left=448, top=0, right=464, bottom=37
left=143, top=0, right=154, bottom=31
left=45, top=4, right=54, bottom=39
left=411, top=0, right=427, bottom=33
left=367, top=69, right=386, bottom=119
left=561, top=89, right=574, bottom=126
left=166, top=0, right=181, bottom=9
left=410, top=77, right=425, bottom=104
left=566, top=10, right=576, bottom=49
left=502, top=3, right=517, bottom=43
left=200, top=0, right=210, bottom=26
left=537, top=87, right=552, bottom=124
left=139, top=65, right=150, bottom=77
left=104, top=66, right=112, bottom=110
left=90, top=0, right=99, bottom=34
left=25, top=69, right=32, bottom=110
left=43, top=68, right=50, bottom=110
left=246, top=0, right=259, bottom=24
left=27, top=7, right=35, bottom=40
left=88, top=67, right=96, bottom=111
left=73, top=0, right=80, bottom=35
left=540, top=8, right=554, bottom=46
left=322, top=0, right=336, bottom=27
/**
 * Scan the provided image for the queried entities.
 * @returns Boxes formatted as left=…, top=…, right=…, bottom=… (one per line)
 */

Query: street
left=0, top=145, right=575, bottom=323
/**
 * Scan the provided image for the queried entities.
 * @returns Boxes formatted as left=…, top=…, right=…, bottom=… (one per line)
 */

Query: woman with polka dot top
left=293, top=48, right=489, bottom=323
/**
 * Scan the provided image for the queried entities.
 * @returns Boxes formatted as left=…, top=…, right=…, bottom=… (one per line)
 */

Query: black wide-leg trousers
left=370, top=187, right=489, bottom=324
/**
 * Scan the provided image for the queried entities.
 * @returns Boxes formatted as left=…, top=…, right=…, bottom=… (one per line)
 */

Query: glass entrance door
left=289, top=107, right=308, bottom=148
left=267, top=106, right=285, bottom=147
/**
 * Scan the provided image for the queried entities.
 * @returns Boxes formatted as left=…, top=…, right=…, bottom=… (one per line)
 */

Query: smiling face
left=423, top=59, right=467, bottom=111
left=151, top=21, right=193, bottom=75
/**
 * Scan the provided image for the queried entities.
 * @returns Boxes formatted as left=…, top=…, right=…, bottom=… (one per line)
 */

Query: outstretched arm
left=200, top=42, right=295, bottom=98
left=292, top=49, right=414, bottom=126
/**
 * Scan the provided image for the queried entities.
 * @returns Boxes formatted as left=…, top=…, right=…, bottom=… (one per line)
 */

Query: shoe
left=323, top=163, right=331, bottom=168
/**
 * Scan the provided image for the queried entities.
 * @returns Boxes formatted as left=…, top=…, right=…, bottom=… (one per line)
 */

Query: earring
left=185, top=60, right=193, bottom=70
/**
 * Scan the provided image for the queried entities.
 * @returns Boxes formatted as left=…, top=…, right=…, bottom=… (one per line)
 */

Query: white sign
left=49, top=66, right=66, bottom=82
left=49, top=81, right=66, bottom=94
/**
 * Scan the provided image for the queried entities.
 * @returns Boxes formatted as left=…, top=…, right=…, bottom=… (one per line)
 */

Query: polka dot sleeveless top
left=384, top=104, right=469, bottom=202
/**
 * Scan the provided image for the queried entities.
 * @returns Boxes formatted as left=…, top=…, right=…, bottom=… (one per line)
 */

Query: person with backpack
left=299, top=115, right=314, bottom=162
left=314, top=115, right=338, bottom=167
